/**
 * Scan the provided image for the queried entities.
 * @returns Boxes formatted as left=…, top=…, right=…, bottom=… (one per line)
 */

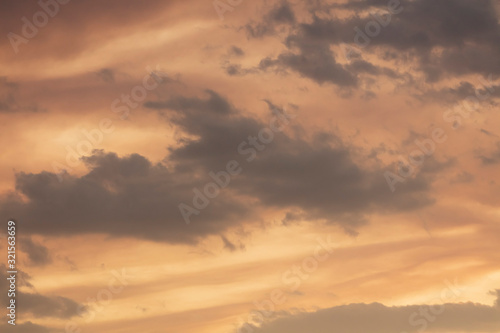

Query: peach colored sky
left=0, top=0, right=499, bottom=332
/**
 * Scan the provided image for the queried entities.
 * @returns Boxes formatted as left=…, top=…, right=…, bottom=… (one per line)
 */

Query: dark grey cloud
left=224, top=63, right=258, bottom=76
left=281, top=211, right=307, bottom=225
left=0, top=265, right=82, bottom=319
left=0, top=151, right=251, bottom=244
left=19, top=237, right=52, bottom=266
left=17, top=293, right=81, bottom=319
left=245, top=1, right=296, bottom=38
left=272, top=43, right=358, bottom=87
left=247, top=291, right=500, bottom=333
left=245, top=0, right=500, bottom=87
left=346, top=60, right=399, bottom=78
left=0, top=89, right=434, bottom=242
left=146, top=91, right=435, bottom=229
left=229, top=46, right=245, bottom=57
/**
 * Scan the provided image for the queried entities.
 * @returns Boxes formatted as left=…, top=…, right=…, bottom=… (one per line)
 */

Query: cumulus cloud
left=0, top=89, right=435, bottom=243
left=0, top=151, right=251, bottom=244
left=246, top=0, right=500, bottom=87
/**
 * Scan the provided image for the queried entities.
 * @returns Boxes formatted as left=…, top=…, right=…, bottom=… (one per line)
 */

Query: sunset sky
left=0, top=0, right=499, bottom=332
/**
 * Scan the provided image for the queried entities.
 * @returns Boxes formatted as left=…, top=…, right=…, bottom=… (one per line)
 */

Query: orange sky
left=0, top=1, right=499, bottom=333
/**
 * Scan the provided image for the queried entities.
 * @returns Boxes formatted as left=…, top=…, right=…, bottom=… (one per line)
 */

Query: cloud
left=0, top=265, right=82, bottom=319
left=0, top=89, right=435, bottom=243
left=229, top=46, right=245, bottom=57
left=245, top=1, right=296, bottom=38
left=0, top=0, right=195, bottom=61
left=224, top=64, right=258, bottom=76
left=247, top=0, right=500, bottom=86
left=270, top=43, right=358, bottom=87
left=17, top=293, right=82, bottom=319
left=0, top=151, right=251, bottom=244
left=146, top=90, right=435, bottom=228
left=19, top=237, right=52, bottom=266
left=247, top=291, right=500, bottom=333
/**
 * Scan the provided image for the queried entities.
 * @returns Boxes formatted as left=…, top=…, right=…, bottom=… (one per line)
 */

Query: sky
left=0, top=0, right=499, bottom=332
